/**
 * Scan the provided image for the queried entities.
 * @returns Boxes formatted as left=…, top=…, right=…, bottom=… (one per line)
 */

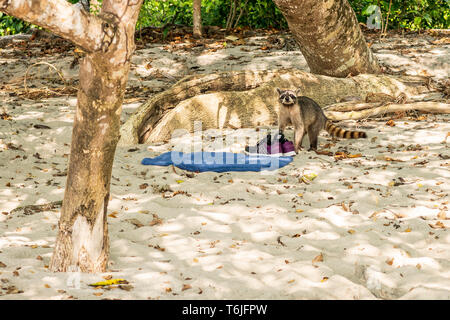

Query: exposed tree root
left=10, top=200, right=63, bottom=216
left=325, top=101, right=450, bottom=120
left=119, top=69, right=437, bottom=145
left=119, top=69, right=285, bottom=145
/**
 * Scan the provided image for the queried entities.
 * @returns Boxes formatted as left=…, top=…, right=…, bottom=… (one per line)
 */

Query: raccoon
left=277, top=88, right=367, bottom=153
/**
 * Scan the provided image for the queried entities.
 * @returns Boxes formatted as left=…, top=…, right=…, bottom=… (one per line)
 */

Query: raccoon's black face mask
left=277, top=89, right=297, bottom=106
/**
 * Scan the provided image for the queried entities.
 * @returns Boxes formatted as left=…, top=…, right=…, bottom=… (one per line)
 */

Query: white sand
left=0, top=31, right=449, bottom=299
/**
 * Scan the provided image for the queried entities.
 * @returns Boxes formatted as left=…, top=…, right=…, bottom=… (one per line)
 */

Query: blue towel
left=141, top=151, right=293, bottom=173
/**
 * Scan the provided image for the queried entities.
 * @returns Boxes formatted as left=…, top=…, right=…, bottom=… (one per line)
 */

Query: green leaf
left=414, top=16, right=423, bottom=26
left=423, top=13, right=432, bottom=25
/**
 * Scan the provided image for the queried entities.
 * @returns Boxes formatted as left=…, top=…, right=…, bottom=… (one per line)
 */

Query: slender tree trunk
left=273, top=0, right=380, bottom=77
left=193, top=0, right=203, bottom=38
left=1, top=0, right=143, bottom=272
left=49, top=52, right=129, bottom=272
left=49, top=3, right=142, bottom=273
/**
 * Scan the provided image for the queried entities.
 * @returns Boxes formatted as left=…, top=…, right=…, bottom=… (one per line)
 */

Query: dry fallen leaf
left=437, top=211, right=447, bottom=220
left=119, top=284, right=134, bottom=291
left=312, top=253, right=323, bottom=264
left=149, top=214, right=163, bottom=226
left=386, top=258, right=394, bottom=266
left=89, top=279, right=129, bottom=287
left=127, top=218, right=144, bottom=228
left=429, top=221, right=446, bottom=229
left=182, top=284, right=192, bottom=291
left=444, top=132, right=450, bottom=143
left=108, top=211, right=119, bottom=218
left=341, top=202, right=349, bottom=212
left=386, top=119, right=396, bottom=127
left=347, top=153, right=362, bottom=158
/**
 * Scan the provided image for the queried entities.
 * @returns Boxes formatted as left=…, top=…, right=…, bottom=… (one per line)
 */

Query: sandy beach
left=0, top=30, right=449, bottom=299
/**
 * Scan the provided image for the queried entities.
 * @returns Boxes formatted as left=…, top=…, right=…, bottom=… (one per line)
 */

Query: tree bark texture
left=119, top=70, right=434, bottom=145
left=273, top=0, right=380, bottom=77
left=325, top=101, right=450, bottom=120
left=193, top=0, right=203, bottom=38
left=1, top=0, right=143, bottom=272
left=0, top=0, right=104, bottom=53
left=51, top=1, right=142, bottom=273
left=118, top=70, right=287, bottom=146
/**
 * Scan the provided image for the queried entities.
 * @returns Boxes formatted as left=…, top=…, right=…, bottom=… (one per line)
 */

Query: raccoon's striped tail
left=325, top=120, right=367, bottom=139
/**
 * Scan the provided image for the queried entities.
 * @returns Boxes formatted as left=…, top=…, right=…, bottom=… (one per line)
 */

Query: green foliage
left=0, top=0, right=448, bottom=37
left=137, top=0, right=192, bottom=29
left=136, top=0, right=287, bottom=30
left=350, top=0, right=450, bottom=30
left=136, top=0, right=448, bottom=31
left=0, top=12, right=30, bottom=36
left=234, top=0, right=287, bottom=29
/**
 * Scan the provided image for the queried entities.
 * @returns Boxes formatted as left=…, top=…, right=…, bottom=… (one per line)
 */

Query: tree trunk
left=1, top=0, right=143, bottom=272
left=273, top=0, right=380, bottom=77
left=49, top=52, right=128, bottom=272
left=49, top=3, right=142, bottom=273
left=193, top=0, right=203, bottom=38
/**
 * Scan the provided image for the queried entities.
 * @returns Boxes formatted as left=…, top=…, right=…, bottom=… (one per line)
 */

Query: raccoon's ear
left=276, top=88, right=282, bottom=95
left=295, top=88, right=302, bottom=96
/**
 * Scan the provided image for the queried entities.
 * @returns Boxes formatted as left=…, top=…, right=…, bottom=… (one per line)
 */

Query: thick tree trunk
left=193, top=0, right=203, bottom=38
left=273, top=0, right=380, bottom=77
left=1, top=0, right=143, bottom=272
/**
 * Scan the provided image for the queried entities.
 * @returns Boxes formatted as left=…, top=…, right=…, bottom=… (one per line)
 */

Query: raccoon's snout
left=281, top=97, right=295, bottom=105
